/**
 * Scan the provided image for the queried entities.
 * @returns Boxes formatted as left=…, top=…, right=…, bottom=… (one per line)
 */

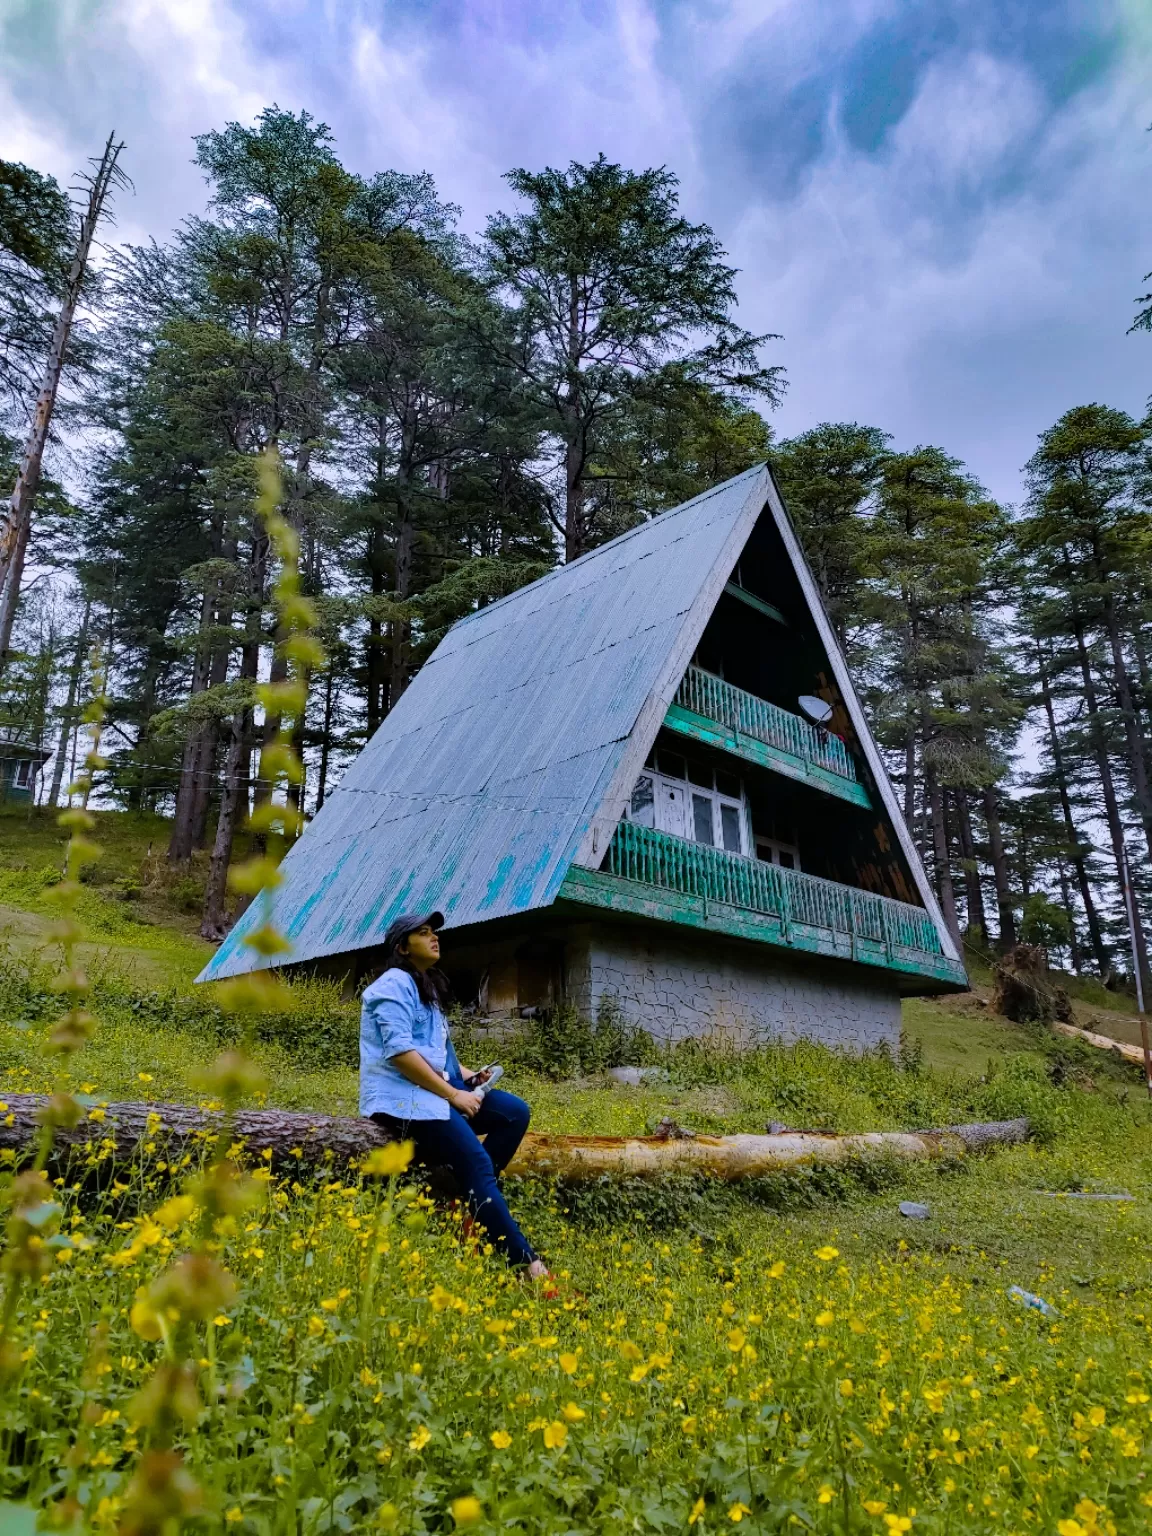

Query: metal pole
left=1119, top=842, right=1152, bottom=1097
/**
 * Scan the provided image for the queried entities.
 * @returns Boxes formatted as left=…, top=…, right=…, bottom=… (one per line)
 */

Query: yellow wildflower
left=408, top=1425, right=431, bottom=1452
left=362, top=1142, right=414, bottom=1177
left=561, top=1402, right=586, bottom=1422
left=883, top=1517, right=912, bottom=1534
left=490, top=1430, right=512, bottom=1449
left=818, top=1485, right=834, bottom=1504
left=815, top=1310, right=834, bottom=1327
left=815, top=1246, right=839, bottom=1261
left=224, top=1509, right=243, bottom=1525
left=542, top=1421, right=568, bottom=1449
left=450, top=1496, right=482, bottom=1526
left=559, top=1352, right=578, bottom=1374
left=728, top=1502, right=751, bottom=1522
left=727, top=1328, right=746, bottom=1352
left=768, top=1260, right=786, bottom=1278
left=307, top=1317, right=326, bottom=1337
left=689, top=1497, right=706, bottom=1526
left=839, top=1379, right=854, bottom=1396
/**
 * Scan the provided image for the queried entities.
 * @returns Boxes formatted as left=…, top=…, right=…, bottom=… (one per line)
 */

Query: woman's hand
left=451, top=1088, right=484, bottom=1118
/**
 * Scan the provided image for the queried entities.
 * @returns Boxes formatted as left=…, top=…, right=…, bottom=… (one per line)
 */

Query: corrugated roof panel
left=198, top=465, right=770, bottom=981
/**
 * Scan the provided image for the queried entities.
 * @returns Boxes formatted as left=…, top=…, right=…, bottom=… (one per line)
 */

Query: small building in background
left=0, top=730, right=50, bottom=804
left=199, top=464, right=967, bottom=1051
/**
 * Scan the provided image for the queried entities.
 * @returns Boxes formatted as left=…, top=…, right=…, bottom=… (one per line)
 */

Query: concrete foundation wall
left=565, top=924, right=901, bottom=1052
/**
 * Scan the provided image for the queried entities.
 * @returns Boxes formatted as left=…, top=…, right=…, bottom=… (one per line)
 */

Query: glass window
left=692, top=793, right=714, bottom=845
left=686, top=757, right=713, bottom=789
left=715, top=769, right=741, bottom=800
left=656, top=749, right=687, bottom=779
left=630, top=775, right=655, bottom=827
left=14, top=760, right=31, bottom=786
left=719, top=803, right=741, bottom=853
left=778, top=849, right=794, bottom=869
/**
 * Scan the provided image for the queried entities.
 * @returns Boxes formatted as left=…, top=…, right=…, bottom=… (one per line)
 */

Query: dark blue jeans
left=371, top=1088, right=537, bottom=1267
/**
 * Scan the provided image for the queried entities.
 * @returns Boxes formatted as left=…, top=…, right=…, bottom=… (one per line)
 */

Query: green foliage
left=483, top=153, right=783, bottom=556
left=1020, top=892, right=1074, bottom=950
left=771, top=422, right=890, bottom=647
left=0, top=160, right=70, bottom=278
left=461, top=1000, right=660, bottom=1081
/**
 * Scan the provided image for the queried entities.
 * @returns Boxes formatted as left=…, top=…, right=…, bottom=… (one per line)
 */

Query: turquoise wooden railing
left=674, top=667, right=857, bottom=783
left=606, top=820, right=945, bottom=959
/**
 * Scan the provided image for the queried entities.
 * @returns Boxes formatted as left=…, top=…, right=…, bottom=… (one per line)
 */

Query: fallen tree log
left=1052, top=1020, right=1148, bottom=1071
left=0, top=1094, right=1030, bottom=1183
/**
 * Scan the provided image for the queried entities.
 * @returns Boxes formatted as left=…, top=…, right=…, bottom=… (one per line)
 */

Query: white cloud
left=0, top=0, right=1148, bottom=510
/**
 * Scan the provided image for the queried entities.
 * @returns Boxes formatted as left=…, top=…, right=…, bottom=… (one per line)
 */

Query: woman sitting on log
left=360, top=911, right=552, bottom=1287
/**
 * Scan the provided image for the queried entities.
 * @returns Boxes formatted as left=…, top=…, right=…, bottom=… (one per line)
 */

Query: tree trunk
left=1036, top=643, right=1109, bottom=974
left=200, top=713, right=245, bottom=940
left=902, top=725, right=916, bottom=836
left=954, top=789, right=988, bottom=942
left=925, top=765, right=961, bottom=947
left=563, top=275, right=585, bottom=563
left=0, top=135, right=124, bottom=665
left=0, top=1093, right=1031, bottom=1181
left=980, top=786, right=1016, bottom=949
left=1102, top=591, right=1152, bottom=865
left=1070, top=616, right=1133, bottom=904
left=168, top=585, right=215, bottom=862
left=1053, top=855, right=1084, bottom=973
left=388, top=404, right=418, bottom=707
left=48, top=599, right=90, bottom=808
left=316, top=663, right=336, bottom=810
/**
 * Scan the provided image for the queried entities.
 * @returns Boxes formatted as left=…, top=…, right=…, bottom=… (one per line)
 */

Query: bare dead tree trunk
left=0, top=135, right=126, bottom=665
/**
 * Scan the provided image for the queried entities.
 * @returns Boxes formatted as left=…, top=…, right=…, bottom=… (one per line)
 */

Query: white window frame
left=755, top=835, right=801, bottom=872
left=13, top=759, right=32, bottom=788
left=627, top=766, right=750, bottom=856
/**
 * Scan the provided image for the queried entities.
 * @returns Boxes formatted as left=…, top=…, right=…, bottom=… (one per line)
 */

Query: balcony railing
left=674, top=667, right=857, bottom=783
left=604, top=820, right=948, bottom=965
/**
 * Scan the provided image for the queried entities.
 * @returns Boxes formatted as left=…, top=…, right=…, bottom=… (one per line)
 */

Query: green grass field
left=2, top=806, right=1150, bottom=1533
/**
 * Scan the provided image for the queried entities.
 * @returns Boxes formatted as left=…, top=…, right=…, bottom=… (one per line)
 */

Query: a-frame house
left=199, top=464, right=966, bottom=1050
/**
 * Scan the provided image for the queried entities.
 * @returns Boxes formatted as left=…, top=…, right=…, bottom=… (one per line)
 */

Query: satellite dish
left=798, top=695, right=834, bottom=726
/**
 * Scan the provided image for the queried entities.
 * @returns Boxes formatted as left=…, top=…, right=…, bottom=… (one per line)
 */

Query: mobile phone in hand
left=469, top=1064, right=504, bottom=1100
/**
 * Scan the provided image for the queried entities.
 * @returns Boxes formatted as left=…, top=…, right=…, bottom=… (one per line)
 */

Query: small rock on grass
left=899, top=1201, right=931, bottom=1220
left=607, top=1066, right=669, bottom=1087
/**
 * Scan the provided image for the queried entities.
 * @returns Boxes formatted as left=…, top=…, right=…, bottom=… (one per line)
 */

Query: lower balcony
left=558, top=821, right=966, bottom=989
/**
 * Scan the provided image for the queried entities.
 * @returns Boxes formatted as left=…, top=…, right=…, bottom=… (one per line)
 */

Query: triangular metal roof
left=199, top=463, right=957, bottom=981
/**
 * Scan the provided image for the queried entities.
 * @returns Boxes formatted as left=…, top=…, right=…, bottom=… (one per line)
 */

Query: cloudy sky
left=3, top=0, right=1151, bottom=507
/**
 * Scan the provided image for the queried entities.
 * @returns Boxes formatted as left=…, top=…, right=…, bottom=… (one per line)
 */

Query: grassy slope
left=4, top=809, right=1152, bottom=1528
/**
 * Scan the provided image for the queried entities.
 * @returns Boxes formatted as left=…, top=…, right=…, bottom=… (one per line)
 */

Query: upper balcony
left=666, top=667, right=870, bottom=809
left=559, top=820, right=966, bottom=989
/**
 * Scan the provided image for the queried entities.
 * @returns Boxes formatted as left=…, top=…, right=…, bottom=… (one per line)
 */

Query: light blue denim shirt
left=359, top=967, right=462, bottom=1121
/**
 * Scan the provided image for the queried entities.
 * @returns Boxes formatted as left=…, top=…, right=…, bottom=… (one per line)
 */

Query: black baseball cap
left=382, top=910, right=444, bottom=955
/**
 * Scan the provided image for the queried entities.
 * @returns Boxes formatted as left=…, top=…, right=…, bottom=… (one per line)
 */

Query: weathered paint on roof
left=199, top=465, right=772, bottom=981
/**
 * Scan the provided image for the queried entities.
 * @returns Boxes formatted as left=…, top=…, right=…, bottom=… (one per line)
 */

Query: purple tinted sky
left=3, top=0, right=1151, bottom=506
